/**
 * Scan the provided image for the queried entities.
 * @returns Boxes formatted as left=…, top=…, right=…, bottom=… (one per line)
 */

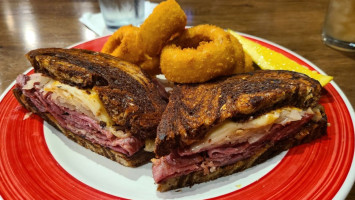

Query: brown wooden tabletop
left=1, top=0, right=354, bottom=199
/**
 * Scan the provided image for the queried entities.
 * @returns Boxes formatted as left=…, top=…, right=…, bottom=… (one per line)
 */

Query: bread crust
left=156, top=110, right=327, bottom=191
left=13, top=87, right=154, bottom=167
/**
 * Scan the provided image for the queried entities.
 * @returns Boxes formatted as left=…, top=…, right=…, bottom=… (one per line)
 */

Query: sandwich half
left=13, top=48, right=168, bottom=167
left=153, top=70, right=327, bottom=191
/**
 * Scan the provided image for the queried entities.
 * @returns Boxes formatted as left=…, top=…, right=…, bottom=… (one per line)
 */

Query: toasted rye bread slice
left=156, top=109, right=327, bottom=191
left=156, top=70, right=322, bottom=157
left=26, top=48, right=168, bottom=141
left=13, top=87, right=154, bottom=167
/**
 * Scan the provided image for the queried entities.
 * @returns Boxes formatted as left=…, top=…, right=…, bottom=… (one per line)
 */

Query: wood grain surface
left=0, top=0, right=354, bottom=199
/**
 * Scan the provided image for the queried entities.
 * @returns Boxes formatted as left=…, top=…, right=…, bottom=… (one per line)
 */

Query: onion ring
left=160, top=24, right=238, bottom=83
left=140, top=0, right=187, bottom=57
left=101, top=25, right=144, bottom=64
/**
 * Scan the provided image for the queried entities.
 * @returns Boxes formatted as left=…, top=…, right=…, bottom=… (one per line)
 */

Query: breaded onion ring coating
left=244, top=52, right=254, bottom=72
left=160, top=24, right=237, bottom=83
left=140, top=55, right=161, bottom=75
left=101, top=25, right=144, bottom=64
left=229, top=32, right=245, bottom=74
left=140, top=0, right=187, bottom=57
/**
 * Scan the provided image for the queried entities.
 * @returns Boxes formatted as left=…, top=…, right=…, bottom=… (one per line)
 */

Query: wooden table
left=0, top=0, right=354, bottom=199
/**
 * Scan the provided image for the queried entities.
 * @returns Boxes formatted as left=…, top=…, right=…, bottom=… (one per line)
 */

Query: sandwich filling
left=152, top=107, right=322, bottom=183
left=16, top=73, right=144, bottom=156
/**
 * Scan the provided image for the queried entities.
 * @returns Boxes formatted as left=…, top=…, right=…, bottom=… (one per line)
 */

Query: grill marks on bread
left=26, top=48, right=168, bottom=140
left=155, top=70, right=322, bottom=157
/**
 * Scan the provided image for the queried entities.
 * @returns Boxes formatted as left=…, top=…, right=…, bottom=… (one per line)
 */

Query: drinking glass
left=322, top=0, right=355, bottom=52
left=99, top=0, right=145, bottom=29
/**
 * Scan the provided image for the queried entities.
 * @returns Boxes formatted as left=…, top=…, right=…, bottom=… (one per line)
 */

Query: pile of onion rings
left=160, top=24, right=252, bottom=83
left=101, top=0, right=187, bottom=75
left=101, top=0, right=254, bottom=83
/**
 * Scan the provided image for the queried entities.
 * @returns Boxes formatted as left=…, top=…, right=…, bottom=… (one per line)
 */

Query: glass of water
left=322, top=0, right=355, bottom=52
left=99, top=0, right=145, bottom=29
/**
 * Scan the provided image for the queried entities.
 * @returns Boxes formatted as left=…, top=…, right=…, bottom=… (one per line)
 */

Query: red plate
left=0, top=34, right=354, bottom=199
